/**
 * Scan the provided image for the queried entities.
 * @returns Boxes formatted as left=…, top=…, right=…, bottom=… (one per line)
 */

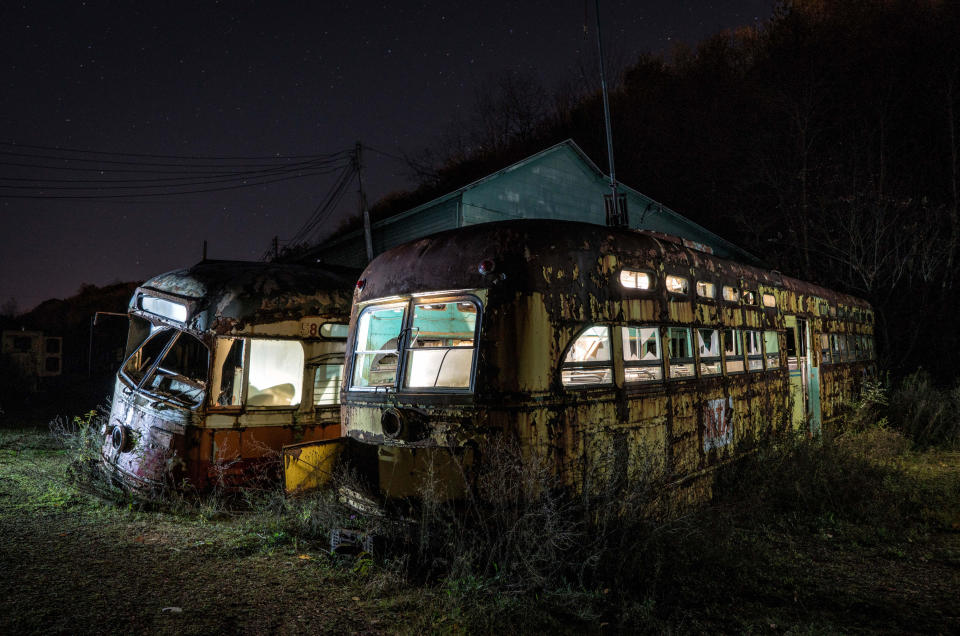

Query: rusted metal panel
left=282, top=439, right=344, bottom=494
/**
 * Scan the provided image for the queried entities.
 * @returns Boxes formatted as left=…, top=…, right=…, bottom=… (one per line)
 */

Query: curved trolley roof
left=132, top=260, right=359, bottom=334
left=356, top=219, right=869, bottom=311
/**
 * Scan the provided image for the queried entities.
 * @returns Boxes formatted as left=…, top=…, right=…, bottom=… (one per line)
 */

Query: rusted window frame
left=562, top=324, right=615, bottom=388
left=721, top=284, right=739, bottom=303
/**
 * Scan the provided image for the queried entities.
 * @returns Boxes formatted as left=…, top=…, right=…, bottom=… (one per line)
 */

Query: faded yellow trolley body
left=339, top=220, right=875, bottom=504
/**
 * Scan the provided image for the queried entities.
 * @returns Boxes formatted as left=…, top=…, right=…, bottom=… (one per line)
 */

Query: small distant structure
left=1, top=329, right=62, bottom=390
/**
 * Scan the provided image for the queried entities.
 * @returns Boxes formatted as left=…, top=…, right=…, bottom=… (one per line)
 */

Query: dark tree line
left=379, top=0, right=960, bottom=383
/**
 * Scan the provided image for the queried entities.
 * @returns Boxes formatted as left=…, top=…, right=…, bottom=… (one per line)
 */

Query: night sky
left=0, top=1, right=776, bottom=312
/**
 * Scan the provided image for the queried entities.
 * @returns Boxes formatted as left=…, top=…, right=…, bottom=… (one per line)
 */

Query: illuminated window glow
left=140, top=296, right=187, bottom=322
left=619, top=269, right=653, bottom=290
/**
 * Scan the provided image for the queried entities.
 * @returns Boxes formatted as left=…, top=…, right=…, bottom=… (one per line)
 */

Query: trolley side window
left=763, top=331, right=780, bottom=369
left=622, top=326, right=663, bottom=383
left=697, top=328, right=721, bottom=376
left=404, top=300, right=478, bottom=389
left=563, top=325, right=613, bottom=387
left=724, top=329, right=745, bottom=374
left=665, top=275, right=689, bottom=296
left=246, top=340, right=305, bottom=407
left=619, top=269, right=654, bottom=290
left=313, top=358, right=343, bottom=405
left=745, top=330, right=764, bottom=371
left=351, top=304, right=406, bottom=389
left=667, top=327, right=695, bottom=379
left=820, top=333, right=832, bottom=364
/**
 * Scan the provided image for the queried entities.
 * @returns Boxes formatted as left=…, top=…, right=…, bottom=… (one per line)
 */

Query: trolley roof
left=132, top=260, right=359, bottom=334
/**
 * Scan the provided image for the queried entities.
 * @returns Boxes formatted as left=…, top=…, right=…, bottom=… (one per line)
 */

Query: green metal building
left=310, top=139, right=754, bottom=267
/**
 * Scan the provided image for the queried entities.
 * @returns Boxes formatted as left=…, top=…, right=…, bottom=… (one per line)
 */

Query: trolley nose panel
left=102, top=381, right=188, bottom=493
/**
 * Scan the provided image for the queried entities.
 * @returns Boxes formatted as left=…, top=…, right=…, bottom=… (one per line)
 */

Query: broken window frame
left=120, top=328, right=210, bottom=409
left=621, top=325, right=663, bottom=384
left=665, top=274, right=689, bottom=296
left=744, top=330, right=764, bottom=371
left=722, top=285, right=739, bottom=303
left=696, top=328, right=722, bottom=377
left=666, top=326, right=696, bottom=380
left=723, top=328, right=746, bottom=374
left=696, top=280, right=717, bottom=300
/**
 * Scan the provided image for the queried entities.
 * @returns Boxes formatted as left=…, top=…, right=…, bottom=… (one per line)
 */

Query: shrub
left=889, top=370, right=960, bottom=449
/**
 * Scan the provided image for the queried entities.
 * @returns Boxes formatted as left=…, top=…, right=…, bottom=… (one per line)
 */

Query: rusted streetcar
left=101, top=260, right=356, bottom=494
left=337, top=219, right=876, bottom=505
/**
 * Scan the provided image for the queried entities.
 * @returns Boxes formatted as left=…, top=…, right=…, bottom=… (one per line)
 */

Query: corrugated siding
left=374, top=197, right=459, bottom=252
left=461, top=146, right=604, bottom=226
left=317, top=235, right=368, bottom=268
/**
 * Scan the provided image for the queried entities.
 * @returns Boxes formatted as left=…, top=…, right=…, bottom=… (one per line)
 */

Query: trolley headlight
left=110, top=425, right=132, bottom=453
left=380, top=408, right=424, bottom=442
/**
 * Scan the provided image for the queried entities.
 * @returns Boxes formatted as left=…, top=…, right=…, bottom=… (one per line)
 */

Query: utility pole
left=594, top=0, right=627, bottom=227
left=355, top=142, right=374, bottom=262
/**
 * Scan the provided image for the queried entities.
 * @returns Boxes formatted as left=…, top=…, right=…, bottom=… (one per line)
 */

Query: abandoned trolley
left=102, top=260, right=356, bottom=493
left=339, top=219, right=876, bottom=505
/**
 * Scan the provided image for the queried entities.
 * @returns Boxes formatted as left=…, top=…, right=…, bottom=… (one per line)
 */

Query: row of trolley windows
left=619, top=269, right=777, bottom=308
left=562, top=326, right=781, bottom=387
left=820, top=333, right=876, bottom=364
left=620, top=269, right=875, bottom=324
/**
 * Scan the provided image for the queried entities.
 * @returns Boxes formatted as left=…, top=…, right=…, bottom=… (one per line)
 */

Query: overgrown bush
left=888, top=369, right=960, bottom=449
left=47, top=402, right=122, bottom=499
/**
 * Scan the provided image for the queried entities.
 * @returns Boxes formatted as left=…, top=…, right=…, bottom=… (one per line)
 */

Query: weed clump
left=888, top=369, right=960, bottom=449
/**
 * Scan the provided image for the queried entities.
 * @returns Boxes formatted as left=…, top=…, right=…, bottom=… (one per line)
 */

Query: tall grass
left=888, top=370, right=960, bottom=449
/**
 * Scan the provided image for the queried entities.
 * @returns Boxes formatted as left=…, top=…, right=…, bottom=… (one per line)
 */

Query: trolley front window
left=350, top=297, right=481, bottom=392
left=351, top=304, right=406, bottom=389
left=404, top=300, right=478, bottom=389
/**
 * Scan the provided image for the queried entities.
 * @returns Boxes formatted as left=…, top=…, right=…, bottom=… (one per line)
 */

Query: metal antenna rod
left=594, top=0, right=624, bottom=226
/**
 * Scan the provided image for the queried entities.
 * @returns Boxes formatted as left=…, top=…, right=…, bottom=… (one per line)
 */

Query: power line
left=0, top=170, right=337, bottom=199
left=0, top=161, right=348, bottom=192
left=0, top=140, right=350, bottom=162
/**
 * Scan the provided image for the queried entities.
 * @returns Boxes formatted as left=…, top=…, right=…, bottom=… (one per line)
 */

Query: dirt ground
left=1, top=427, right=958, bottom=634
